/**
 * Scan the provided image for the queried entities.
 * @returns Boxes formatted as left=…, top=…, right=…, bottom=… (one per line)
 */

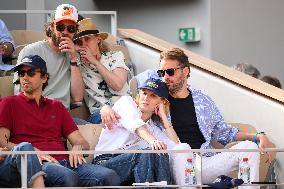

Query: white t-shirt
left=80, top=51, right=130, bottom=113
left=95, top=96, right=176, bottom=155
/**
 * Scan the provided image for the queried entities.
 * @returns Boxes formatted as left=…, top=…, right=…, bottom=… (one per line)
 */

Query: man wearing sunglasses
left=101, top=48, right=273, bottom=186
left=0, top=55, right=120, bottom=187
left=14, top=4, right=84, bottom=110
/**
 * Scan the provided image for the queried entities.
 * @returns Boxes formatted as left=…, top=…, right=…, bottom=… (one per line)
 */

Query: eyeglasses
left=17, top=69, right=41, bottom=77
left=56, top=24, right=77, bottom=33
left=157, top=67, right=184, bottom=77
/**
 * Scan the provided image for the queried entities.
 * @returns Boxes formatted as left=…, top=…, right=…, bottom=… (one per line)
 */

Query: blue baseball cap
left=139, top=78, right=169, bottom=100
left=208, top=175, right=244, bottom=189
left=14, top=55, right=47, bottom=73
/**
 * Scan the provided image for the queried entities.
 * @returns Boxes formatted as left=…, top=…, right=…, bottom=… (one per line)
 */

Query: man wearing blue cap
left=0, top=55, right=120, bottom=187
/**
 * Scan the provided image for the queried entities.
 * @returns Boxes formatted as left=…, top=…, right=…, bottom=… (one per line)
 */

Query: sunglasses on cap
left=17, top=69, right=41, bottom=77
left=56, top=24, right=77, bottom=33
left=157, top=67, right=184, bottom=77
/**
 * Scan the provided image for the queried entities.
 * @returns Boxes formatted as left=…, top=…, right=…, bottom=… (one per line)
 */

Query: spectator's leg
left=0, top=142, right=45, bottom=187
left=42, top=160, right=79, bottom=187
left=96, top=153, right=139, bottom=185
left=73, top=163, right=120, bottom=186
left=134, top=153, right=173, bottom=186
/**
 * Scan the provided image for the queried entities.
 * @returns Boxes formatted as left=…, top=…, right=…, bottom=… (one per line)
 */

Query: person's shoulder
left=0, top=19, right=4, bottom=25
left=190, top=87, right=214, bottom=103
left=0, top=95, right=20, bottom=105
left=24, top=40, right=46, bottom=49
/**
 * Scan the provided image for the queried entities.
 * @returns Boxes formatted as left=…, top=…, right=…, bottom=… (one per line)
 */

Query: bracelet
left=252, top=132, right=258, bottom=144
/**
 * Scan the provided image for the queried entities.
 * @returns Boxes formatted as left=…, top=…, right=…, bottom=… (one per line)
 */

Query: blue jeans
left=93, top=153, right=173, bottom=188
left=0, top=142, right=45, bottom=187
left=87, top=110, right=102, bottom=124
left=42, top=159, right=120, bottom=187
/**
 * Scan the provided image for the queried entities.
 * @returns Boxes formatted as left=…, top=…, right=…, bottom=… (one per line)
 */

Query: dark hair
left=41, top=72, right=49, bottom=91
left=261, top=76, right=282, bottom=89
left=232, top=63, right=260, bottom=78
left=160, top=48, right=190, bottom=77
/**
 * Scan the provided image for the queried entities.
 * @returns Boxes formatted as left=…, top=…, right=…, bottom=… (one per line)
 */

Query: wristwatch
left=70, top=56, right=81, bottom=67
left=70, top=61, right=79, bottom=67
left=257, top=131, right=266, bottom=135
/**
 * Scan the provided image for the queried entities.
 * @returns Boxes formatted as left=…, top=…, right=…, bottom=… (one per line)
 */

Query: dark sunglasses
left=56, top=24, right=77, bottom=33
left=157, top=67, right=184, bottom=77
left=17, top=69, right=41, bottom=77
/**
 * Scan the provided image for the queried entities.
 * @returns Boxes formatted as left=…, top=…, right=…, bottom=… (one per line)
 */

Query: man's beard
left=50, top=30, right=69, bottom=47
left=167, top=74, right=186, bottom=95
left=51, top=31, right=61, bottom=47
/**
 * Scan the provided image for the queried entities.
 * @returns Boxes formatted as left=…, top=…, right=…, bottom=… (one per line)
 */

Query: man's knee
left=237, top=140, right=259, bottom=149
left=43, top=163, right=79, bottom=187
left=14, top=142, right=34, bottom=151
left=98, top=168, right=120, bottom=186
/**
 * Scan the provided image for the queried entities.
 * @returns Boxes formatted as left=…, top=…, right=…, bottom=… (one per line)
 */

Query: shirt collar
left=19, top=92, right=47, bottom=104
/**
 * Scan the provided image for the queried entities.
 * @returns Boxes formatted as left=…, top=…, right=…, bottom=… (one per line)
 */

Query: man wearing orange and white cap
left=14, top=4, right=84, bottom=109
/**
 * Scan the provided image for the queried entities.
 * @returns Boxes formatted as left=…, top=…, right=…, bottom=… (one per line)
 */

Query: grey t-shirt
left=14, top=40, right=71, bottom=108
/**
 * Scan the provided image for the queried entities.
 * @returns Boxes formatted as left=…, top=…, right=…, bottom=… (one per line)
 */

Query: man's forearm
left=235, top=131, right=254, bottom=141
left=70, top=65, right=84, bottom=102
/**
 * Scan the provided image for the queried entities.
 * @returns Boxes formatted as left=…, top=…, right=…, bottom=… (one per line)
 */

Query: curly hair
left=44, top=22, right=53, bottom=37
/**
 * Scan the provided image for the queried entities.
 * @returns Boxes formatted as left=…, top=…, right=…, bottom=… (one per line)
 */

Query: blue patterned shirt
left=190, top=88, right=239, bottom=155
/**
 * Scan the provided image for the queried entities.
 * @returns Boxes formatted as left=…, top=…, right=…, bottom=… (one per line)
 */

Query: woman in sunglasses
left=74, top=18, right=129, bottom=124
left=14, top=4, right=84, bottom=109
left=94, top=78, right=180, bottom=186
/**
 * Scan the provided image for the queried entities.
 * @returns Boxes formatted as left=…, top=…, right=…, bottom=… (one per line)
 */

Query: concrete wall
left=45, top=0, right=107, bottom=33
left=95, top=0, right=211, bottom=57
left=211, top=0, right=284, bottom=88
left=0, top=0, right=26, bottom=30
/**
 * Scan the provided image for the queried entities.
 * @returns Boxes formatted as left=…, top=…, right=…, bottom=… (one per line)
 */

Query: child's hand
left=155, top=103, right=167, bottom=120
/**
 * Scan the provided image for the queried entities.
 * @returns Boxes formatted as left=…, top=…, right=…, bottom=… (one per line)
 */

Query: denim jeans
left=93, top=153, right=173, bottom=188
left=0, top=142, right=45, bottom=187
left=87, top=110, right=102, bottom=124
left=42, top=159, right=120, bottom=187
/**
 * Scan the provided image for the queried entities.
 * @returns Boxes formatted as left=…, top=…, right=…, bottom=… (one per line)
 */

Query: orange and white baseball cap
left=53, top=4, right=78, bottom=23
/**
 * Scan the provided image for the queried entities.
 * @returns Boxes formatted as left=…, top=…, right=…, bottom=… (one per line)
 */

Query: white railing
left=0, top=10, right=117, bottom=37
left=1, top=148, right=282, bottom=188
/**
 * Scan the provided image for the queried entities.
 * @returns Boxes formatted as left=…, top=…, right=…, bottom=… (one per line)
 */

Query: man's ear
left=183, top=67, right=190, bottom=77
left=41, top=74, right=48, bottom=84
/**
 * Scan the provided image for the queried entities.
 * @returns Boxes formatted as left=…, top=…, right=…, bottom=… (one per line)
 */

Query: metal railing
left=0, top=10, right=117, bottom=37
left=1, top=148, right=283, bottom=188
